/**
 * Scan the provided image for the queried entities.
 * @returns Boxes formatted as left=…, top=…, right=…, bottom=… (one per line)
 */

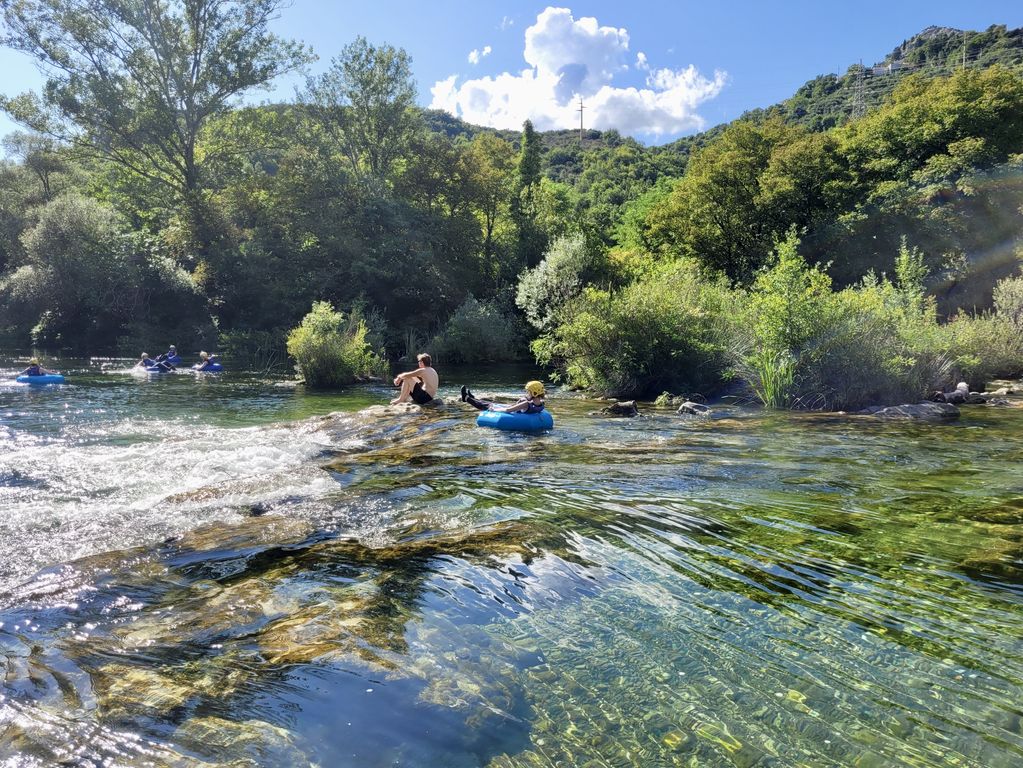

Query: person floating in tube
left=391, top=352, right=438, bottom=405
left=135, top=352, right=175, bottom=372
left=156, top=344, right=179, bottom=363
left=193, top=351, right=220, bottom=371
left=21, top=357, right=56, bottom=376
left=460, top=381, right=546, bottom=413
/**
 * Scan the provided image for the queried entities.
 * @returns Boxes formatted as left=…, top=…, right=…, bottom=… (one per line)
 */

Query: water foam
left=0, top=414, right=358, bottom=592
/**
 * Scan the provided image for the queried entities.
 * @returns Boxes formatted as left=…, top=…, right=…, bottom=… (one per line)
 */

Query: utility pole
left=577, top=97, right=585, bottom=143
left=853, top=59, right=866, bottom=119
left=962, top=30, right=967, bottom=69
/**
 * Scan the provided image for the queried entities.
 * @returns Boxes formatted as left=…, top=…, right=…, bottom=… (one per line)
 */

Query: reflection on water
left=2, top=358, right=1023, bottom=766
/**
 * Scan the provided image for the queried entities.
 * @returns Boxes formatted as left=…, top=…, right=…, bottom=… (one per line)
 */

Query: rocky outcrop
left=677, top=401, right=710, bottom=416
left=858, top=402, right=961, bottom=420
left=929, top=381, right=987, bottom=405
left=600, top=400, right=638, bottom=417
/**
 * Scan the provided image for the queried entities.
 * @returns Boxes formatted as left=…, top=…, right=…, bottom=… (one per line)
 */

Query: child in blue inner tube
left=460, top=380, right=546, bottom=413
left=21, top=357, right=56, bottom=376
left=135, top=352, right=175, bottom=372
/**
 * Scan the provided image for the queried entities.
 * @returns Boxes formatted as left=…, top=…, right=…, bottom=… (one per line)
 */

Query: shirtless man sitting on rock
left=391, top=353, right=439, bottom=405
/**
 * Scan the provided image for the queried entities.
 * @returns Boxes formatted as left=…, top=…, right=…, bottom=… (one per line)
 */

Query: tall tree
left=1, top=132, right=67, bottom=201
left=302, top=36, right=419, bottom=181
left=0, top=0, right=311, bottom=199
left=517, top=119, right=542, bottom=192
left=461, top=132, right=515, bottom=263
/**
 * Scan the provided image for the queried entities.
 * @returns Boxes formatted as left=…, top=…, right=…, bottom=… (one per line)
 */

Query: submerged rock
left=600, top=400, right=638, bottom=417
left=858, top=402, right=960, bottom=420
left=174, top=716, right=310, bottom=766
left=677, top=401, right=710, bottom=416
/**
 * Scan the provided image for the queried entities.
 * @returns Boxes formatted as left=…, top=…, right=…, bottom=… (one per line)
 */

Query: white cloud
left=468, top=45, right=492, bottom=65
left=499, top=15, right=513, bottom=31
left=430, top=7, right=726, bottom=139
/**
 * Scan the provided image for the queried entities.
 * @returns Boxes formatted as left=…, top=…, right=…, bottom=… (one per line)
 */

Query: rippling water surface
left=2, top=357, right=1023, bottom=767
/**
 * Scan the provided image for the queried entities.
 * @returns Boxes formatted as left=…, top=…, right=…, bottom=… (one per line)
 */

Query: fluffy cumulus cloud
left=468, top=45, right=492, bottom=65
left=430, top=7, right=726, bottom=139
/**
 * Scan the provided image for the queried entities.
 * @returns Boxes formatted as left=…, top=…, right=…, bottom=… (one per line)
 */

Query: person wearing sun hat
left=20, top=357, right=55, bottom=376
left=460, top=380, right=546, bottom=413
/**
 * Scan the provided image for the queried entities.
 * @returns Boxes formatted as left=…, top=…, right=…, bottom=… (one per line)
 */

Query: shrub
left=516, top=233, right=597, bottom=332
left=17, top=194, right=129, bottom=347
left=286, top=301, right=385, bottom=388
left=993, top=271, right=1023, bottom=330
left=430, top=295, right=523, bottom=363
left=732, top=234, right=951, bottom=410
left=534, top=260, right=734, bottom=398
left=943, top=312, right=1023, bottom=387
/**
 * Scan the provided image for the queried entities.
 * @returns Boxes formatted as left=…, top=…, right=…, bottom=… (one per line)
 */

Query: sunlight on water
left=2, top=358, right=1023, bottom=766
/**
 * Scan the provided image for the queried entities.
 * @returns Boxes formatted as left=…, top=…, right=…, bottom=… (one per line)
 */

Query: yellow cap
left=525, top=380, right=545, bottom=397
left=30, top=358, right=39, bottom=364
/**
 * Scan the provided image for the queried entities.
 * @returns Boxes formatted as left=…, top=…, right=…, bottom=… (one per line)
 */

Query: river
left=2, top=356, right=1022, bottom=767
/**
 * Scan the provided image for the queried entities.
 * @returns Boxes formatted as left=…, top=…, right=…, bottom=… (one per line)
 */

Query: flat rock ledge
left=856, top=402, right=960, bottom=420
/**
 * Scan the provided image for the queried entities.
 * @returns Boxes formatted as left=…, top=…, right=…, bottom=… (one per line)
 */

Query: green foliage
left=517, top=120, right=543, bottom=191
left=894, top=236, right=928, bottom=298
left=0, top=196, right=208, bottom=350
left=430, top=295, right=523, bottom=364
left=1, top=0, right=312, bottom=197
left=747, top=350, right=797, bottom=409
left=302, top=36, right=420, bottom=181
left=643, top=120, right=807, bottom=282
left=219, top=329, right=289, bottom=373
left=516, top=234, right=596, bottom=332
left=533, top=261, right=734, bottom=398
left=943, top=311, right=1023, bottom=386
left=286, top=302, right=385, bottom=389
left=733, top=234, right=952, bottom=410
left=993, top=271, right=1023, bottom=329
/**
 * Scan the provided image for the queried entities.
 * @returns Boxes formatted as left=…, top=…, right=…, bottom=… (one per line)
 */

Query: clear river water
left=1, top=356, right=1022, bottom=767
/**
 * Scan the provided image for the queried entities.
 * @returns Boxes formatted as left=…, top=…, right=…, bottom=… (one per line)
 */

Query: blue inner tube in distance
left=476, top=409, right=553, bottom=432
left=16, top=373, right=65, bottom=385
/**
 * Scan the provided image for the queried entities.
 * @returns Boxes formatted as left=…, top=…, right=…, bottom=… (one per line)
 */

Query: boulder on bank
left=858, top=402, right=960, bottom=420
left=929, top=381, right=987, bottom=405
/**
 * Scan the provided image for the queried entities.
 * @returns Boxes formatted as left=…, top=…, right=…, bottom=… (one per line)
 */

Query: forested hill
left=668, top=24, right=1023, bottom=148
left=429, top=25, right=1023, bottom=183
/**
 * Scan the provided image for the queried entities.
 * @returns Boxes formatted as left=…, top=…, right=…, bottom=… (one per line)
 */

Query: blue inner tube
left=16, top=373, right=65, bottom=385
left=164, top=355, right=182, bottom=365
left=476, top=409, right=554, bottom=432
left=193, top=362, right=223, bottom=372
left=142, top=365, right=171, bottom=374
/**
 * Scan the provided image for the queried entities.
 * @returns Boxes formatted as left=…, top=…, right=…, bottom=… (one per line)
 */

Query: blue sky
left=1, top=1, right=1022, bottom=146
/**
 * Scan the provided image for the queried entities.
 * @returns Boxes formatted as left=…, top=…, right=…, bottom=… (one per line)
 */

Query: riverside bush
left=286, top=302, right=384, bottom=388
left=733, top=235, right=951, bottom=410
left=533, top=260, right=734, bottom=398
left=942, top=312, right=1023, bottom=386
left=430, top=295, right=523, bottom=363
left=516, top=233, right=596, bottom=332
left=993, top=271, right=1023, bottom=330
